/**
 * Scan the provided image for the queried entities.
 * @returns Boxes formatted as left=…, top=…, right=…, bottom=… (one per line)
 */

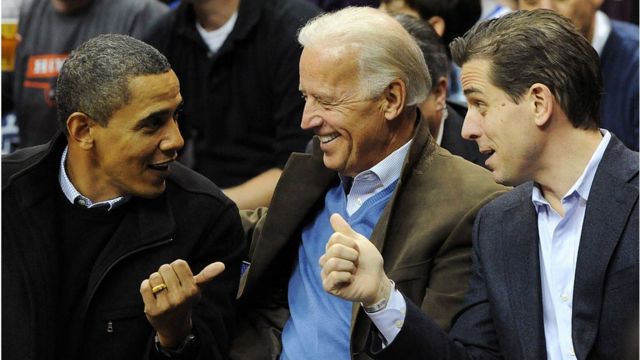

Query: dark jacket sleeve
left=370, top=208, right=502, bottom=360
left=149, top=198, right=245, bottom=360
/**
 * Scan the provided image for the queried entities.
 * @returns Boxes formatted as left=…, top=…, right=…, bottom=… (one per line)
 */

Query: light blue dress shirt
left=532, top=130, right=611, bottom=359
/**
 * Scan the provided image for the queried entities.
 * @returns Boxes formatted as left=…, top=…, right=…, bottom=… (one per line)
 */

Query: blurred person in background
left=144, top=0, right=319, bottom=210
left=395, top=13, right=488, bottom=167
left=9, top=0, right=168, bottom=149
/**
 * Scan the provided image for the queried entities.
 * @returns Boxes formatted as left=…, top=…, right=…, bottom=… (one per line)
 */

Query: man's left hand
left=140, top=260, right=225, bottom=347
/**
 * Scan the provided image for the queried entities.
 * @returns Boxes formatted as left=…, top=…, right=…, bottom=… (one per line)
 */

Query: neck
left=66, top=145, right=121, bottom=203
left=584, top=13, right=597, bottom=43
left=192, top=0, right=240, bottom=31
left=50, top=0, right=91, bottom=13
left=535, top=127, right=602, bottom=215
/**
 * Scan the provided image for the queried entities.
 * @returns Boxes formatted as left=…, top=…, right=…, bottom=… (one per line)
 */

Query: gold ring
left=152, top=283, right=168, bottom=294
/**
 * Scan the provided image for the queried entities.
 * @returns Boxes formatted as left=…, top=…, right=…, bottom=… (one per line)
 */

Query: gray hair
left=298, top=7, right=431, bottom=107
left=56, top=34, right=171, bottom=130
left=450, top=10, right=602, bottom=129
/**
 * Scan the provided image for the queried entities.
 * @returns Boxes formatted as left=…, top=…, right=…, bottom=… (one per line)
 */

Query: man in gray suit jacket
left=320, top=9, right=639, bottom=360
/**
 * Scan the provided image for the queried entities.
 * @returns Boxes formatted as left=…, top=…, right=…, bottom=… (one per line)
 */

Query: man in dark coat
left=2, top=34, right=244, bottom=360
left=320, top=10, right=638, bottom=360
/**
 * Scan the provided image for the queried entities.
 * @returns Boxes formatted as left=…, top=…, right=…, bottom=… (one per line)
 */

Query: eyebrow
left=463, top=87, right=483, bottom=97
left=136, top=102, right=184, bottom=127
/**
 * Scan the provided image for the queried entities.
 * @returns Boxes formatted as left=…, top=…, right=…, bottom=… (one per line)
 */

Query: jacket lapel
left=503, top=184, right=547, bottom=359
left=351, top=118, right=436, bottom=354
left=242, top=148, right=336, bottom=296
left=571, top=137, right=638, bottom=359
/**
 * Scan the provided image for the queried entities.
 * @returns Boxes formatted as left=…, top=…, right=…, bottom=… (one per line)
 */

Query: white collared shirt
left=59, top=146, right=130, bottom=211
left=591, top=11, right=612, bottom=56
left=343, top=140, right=412, bottom=216
left=533, top=130, right=610, bottom=359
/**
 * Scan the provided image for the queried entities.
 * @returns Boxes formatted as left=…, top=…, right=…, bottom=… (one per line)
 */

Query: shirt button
left=77, top=199, right=86, bottom=206
left=561, top=293, right=569, bottom=302
left=356, top=197, right=363, bottom=205
left=394, top=320, right=403, bottom=329
left=569, top=346, right=575, bottom=356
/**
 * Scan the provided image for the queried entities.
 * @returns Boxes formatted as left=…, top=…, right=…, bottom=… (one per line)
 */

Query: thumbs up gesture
left=319, top=213, right=392, bottom=307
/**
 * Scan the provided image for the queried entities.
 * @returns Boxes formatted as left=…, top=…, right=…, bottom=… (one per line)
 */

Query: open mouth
left=148, top=160, right=173, bottom=171
left=318, top=133, right=340, bottom=144
left=480, top=148, right=495, bottom=156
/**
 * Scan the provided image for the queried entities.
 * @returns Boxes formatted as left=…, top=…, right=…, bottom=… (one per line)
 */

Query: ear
left=432, top=76, right=448, bottom=109
left=382, top=79, right=406, bottom=121
left=66, top=112, right=96, bottom=150
left=427, top=16, right=445, bottom=37
left=528, top=83, right=554, bottom=127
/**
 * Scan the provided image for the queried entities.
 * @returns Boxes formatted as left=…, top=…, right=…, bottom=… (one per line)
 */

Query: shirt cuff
left=365, top=289, right=407, bottom=347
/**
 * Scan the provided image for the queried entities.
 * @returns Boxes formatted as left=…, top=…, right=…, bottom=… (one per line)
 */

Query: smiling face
left=299, top=45, right=393, bottom=177
left=460, top=59, right=542, bottom=186
left=87, top=70, right=184, bottom=199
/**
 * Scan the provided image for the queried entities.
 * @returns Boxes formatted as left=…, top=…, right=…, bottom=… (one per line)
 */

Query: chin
left=133, top=183, right=167, bottom=199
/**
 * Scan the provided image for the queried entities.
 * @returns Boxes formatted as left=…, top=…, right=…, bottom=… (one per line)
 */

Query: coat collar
left=6, top=133, right=177, bottom=293
left=242, top=116, right=434, bottom=299
left=501, top=183, right=548, bottom=359
left=571, top=135, right=638, bottom=359
left=501, top=135, right=638, bottom=359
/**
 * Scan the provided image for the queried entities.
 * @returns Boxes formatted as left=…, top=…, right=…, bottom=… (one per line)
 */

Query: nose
left=300, top=101, right=324, bottom=130
left=461, top=110, right=482, bottom=141
left=160, top=118, right=185, bottom=154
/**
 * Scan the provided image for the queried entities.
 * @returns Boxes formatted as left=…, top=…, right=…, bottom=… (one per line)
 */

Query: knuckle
left=159, top=264, right=172, bottom=272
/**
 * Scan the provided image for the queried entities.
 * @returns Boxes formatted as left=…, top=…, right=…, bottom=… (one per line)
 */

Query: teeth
left=318, top=134, right=339, bottom=144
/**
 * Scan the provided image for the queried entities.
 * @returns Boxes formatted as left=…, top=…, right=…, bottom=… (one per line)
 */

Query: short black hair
left=56, top=34, right=171, bottom=131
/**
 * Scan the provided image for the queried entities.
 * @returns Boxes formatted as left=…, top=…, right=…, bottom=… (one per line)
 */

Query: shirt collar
left=591, top=10, right=612, bottom=56
left=340, top=139, right=413, bottom=190
left=532, top=129, right=611, bottom=210
left=59, top=146, right=130, bottom=211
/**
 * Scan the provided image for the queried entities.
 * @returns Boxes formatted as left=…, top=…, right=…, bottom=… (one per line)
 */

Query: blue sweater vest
left=280, top=179, right=398, bottom=359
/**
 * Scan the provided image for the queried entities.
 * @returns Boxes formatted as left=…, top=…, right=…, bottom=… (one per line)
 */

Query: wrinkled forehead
left=300, top=44, right=362, bottom=90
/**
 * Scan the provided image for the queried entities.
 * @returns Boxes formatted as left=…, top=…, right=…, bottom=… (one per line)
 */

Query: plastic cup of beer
left=2, top=19, right=18, bottom=72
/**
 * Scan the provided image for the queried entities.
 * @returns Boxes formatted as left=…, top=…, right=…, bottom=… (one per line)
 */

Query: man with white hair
left=229, top=7, right=506, bottom=360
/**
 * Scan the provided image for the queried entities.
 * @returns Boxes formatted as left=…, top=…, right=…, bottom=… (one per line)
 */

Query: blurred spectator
left=145, top=0, right=319, bottom=209
left=519, top=0, right=639, bottom=150
left=601, top=0, right=638, bottom=25
left=2, top=0, right=22, bottom=153
left=395, top=13, right=488, bottom=167
left=307, top=0, right=377, bottom=12
left=379, top=0, right=482, bottom=104
left=9, top=0, right=168, bottom=149
left=480, top=0, right=512, bottom=20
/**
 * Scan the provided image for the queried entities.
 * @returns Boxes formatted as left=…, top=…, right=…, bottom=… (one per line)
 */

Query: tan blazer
left=230, top=120, right=508, bottom=359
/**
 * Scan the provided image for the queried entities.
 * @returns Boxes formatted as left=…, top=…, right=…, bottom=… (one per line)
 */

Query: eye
left=469, top=100, right=487, bottom=115
left=173, top=107, right=183, bottom=121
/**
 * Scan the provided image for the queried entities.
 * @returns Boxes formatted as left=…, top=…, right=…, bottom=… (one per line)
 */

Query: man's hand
left=319, top=213, right=391, bottom=307
left=140, top=260, right=225, bottom=347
